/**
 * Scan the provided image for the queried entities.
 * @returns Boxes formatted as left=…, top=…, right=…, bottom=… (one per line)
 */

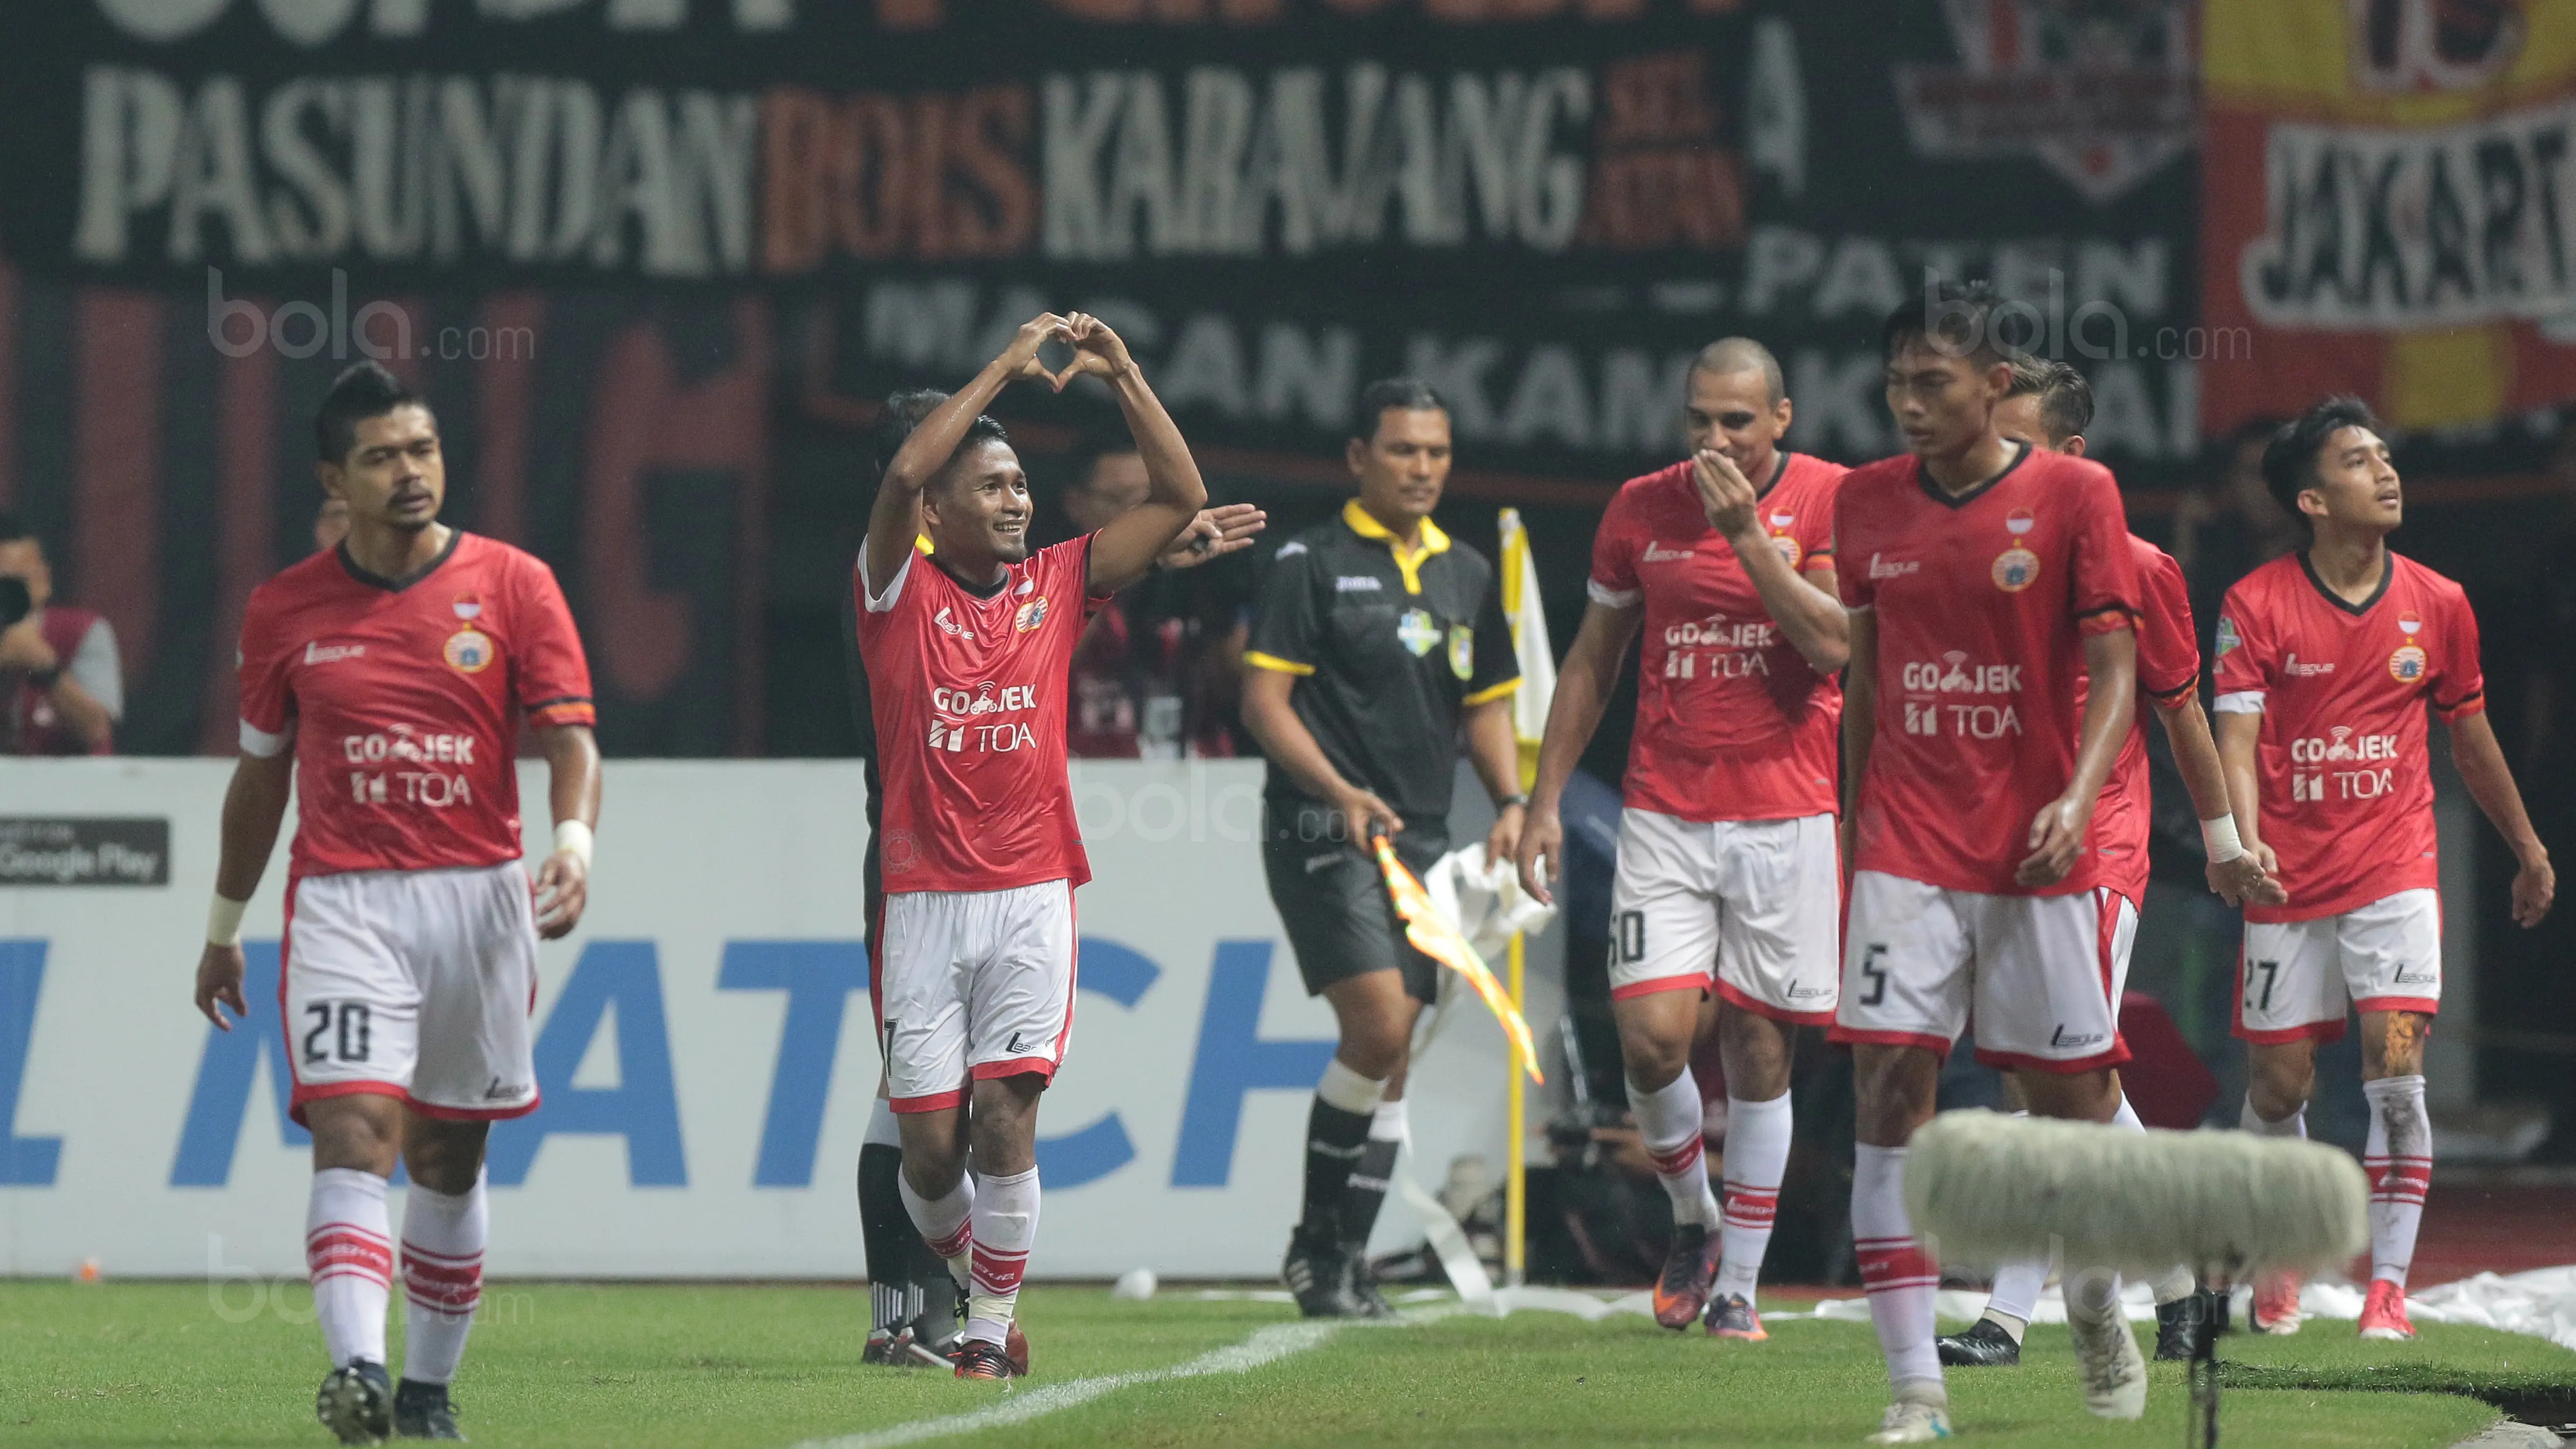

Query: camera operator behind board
left=0, top=512, right=121, bottom=755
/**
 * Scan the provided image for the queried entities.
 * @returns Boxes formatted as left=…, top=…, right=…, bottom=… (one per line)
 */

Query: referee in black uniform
left=1241, top=377, right=1527, bottom=1318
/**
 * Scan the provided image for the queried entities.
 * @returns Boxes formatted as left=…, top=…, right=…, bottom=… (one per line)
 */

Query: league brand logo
left=304, top=640, right=365, bottom=665
left=442, top=628, right=494, bottom=674
left=1991, top=546, right=2040, bottom=592
left=2215, top=616, right=2241, bottom=656
left=1641, top=541, right=1695, bottom=564
left=1397, top=609, right=1440, bottom=657
left=1015, top=596, right=1050, bottom=633
left=1448, top=625, right=1474, bottom=682
left=1867, top=553, right=1920, bottom=580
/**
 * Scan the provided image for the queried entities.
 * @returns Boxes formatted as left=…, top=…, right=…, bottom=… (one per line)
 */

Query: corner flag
left=1495, top=509, right=1554, bottom=791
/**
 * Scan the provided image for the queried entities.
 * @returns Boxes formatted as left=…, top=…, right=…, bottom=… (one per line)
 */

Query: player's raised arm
left=1517, top=600, right=1639, bottom=903
left=1692, top=449, right=1847, bottom=671
left=864, top=313, right=1067, bottom=595
left=1068, top=314, right=1207, bottom=593
left=195, top=749, right=293, bottom=1028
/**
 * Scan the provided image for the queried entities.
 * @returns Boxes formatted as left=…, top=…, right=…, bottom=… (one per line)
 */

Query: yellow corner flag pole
left=1497, top=508, right=1553, bottom=1291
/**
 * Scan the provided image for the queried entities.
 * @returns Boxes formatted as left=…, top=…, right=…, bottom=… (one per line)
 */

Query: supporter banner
left=0, top=0, right=2201, bottom=470
left=2201, top=0, right=2576, bottom=434
left=0, top=757, right=1556, bottom=1280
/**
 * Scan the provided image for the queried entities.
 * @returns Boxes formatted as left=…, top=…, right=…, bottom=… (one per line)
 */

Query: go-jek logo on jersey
left=342, top=724, right=478, bottom=765
left=1898, top=654, right=2023, bottom=739
left=1664, top=613, right=1776, bottom=650
left=927, top=681, right=1043, bottom=754
left=1898, top=653, right=2023, bottom=694
left=340, top=724, right=478, bottom=805
left=930, top=683, right=1037, bottom=717
left=2288, top=726, right=2400, bottom=802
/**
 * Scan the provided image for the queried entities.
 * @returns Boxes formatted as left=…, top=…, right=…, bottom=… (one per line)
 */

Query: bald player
left=1520, top=338, right=1848, bottom=1342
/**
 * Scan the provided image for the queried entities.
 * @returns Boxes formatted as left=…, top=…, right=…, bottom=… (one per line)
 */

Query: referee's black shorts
left=1261, top=802, right=1449, bottom=1005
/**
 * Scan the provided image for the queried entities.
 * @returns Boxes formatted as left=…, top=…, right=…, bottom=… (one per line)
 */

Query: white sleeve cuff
left=239, top=718, right=294, bottom=757
left=858, top=540, right=912, bottom=614
left=2212, top=691, right=2266, bottom=715
left=1585, top=579, right=1640, bottom=609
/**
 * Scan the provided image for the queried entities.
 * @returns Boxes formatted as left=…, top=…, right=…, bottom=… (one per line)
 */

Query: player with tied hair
left=1935, top=358, right=2282, bottom=1372
left=2213, top=395, right=2554, bottom=1341
left=1243, top=377, right=1524, bottom=1320
left=855, top=313, right=1206, bottom=1379
left=1833, top=285, right=2149, bottom=1442
left=1517, top=337, right=1848, bottom=1343
left=193, top=361, right=603, bottom=1444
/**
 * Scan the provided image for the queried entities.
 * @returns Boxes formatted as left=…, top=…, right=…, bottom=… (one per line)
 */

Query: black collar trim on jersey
left=337, top=528, right=462, bottom=593
left=1913, top=439, right=2031, bottom=510
left=2297, top=549, right=2392, bottom=617
left=1756, top=451, right=1790, bottom=497
left=934, top=557, right=1010, bottom=600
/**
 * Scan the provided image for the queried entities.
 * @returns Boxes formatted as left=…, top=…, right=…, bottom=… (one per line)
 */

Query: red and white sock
left=399, top=1176, right=487, bottom=1385
left=1629, top=1072, right=1719, bottom=1228
left=965, top=1167, right=1038, bottom=1346
left=307, top=1167, right=393, bottom=1369
left=1854, top=1144, right=1942, bottom=1398
left=899, top=1167, right=977, bottom=1290
left=1712, top=1092, right=1791, bottom=1302
left=2362, top=1075, right=2431, bottom=1291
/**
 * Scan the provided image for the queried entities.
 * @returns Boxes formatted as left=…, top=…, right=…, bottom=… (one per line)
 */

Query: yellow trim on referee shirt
left=1340, top=500, right=1449, bottom=595
left=1244, top=651, right=1316, bottom=677
left=1462, top=677, right=1523, bottom=707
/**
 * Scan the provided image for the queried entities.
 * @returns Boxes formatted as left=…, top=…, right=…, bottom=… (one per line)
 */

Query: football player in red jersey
left=1936, top=360, right=2282, bottom=1372
left=192, top=363, right=602, bottom=1444
left=1516, top=339, right=1847, bottom=1342
left=2214, top=396, right=2554, bottom=1341
left=856, top=313, right=1205, bottom=1380
left=1833, top=286, right=2148, bottom=1441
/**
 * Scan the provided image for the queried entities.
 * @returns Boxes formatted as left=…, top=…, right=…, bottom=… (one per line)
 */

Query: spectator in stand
left=2171, top=418, right=2301, bottom=653
left=1042, top=436, right=1264, bottom=758
left=0, top=512, right=121, bottom=755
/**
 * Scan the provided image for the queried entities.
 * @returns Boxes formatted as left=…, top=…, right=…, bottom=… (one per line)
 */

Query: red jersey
left=1586, top=454, right=1843, bottom=822
left=2089, top=538, right=2201, bottom=904
left=854, top=537, right=1097, bottom=894
left=1836, top=445, right=2141, bottom=896
left=237, top=533, right=595, bottom=879
left=2211, top=551, right=2483, bottom=923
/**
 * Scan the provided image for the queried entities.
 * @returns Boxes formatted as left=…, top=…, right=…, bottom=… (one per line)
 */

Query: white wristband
left=553, top=820, right=594, bottom=870
left=2200, top=815, right=2245, bottom=865
left=207, top=894, right=247, bottom=948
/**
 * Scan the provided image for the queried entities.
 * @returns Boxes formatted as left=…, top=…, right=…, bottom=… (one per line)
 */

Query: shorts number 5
left=1858, top=944, right=1890, bottom=1008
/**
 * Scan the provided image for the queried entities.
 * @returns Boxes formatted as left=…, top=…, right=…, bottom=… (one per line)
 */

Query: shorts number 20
left=302, top=1002, right=373, bottom=1065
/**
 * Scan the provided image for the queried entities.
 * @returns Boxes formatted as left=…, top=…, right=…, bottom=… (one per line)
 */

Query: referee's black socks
left=1300, top=1059, right=1388, bottom=1237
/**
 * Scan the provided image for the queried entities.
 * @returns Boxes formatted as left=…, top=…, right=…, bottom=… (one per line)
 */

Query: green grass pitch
left=2, top=1280, right=2562, bottom=1446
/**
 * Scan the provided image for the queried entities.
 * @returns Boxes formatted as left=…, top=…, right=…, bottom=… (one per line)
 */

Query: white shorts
left=1831, top=870, right=2133, bottom=1074
left=875, top=880, right=1078, bottom=1113
left=1608, top=810, right=1840, bottom=1024
left=2237, top=888, right=2441, bottom=1044
left=283, top=862, right=540, bottom=1124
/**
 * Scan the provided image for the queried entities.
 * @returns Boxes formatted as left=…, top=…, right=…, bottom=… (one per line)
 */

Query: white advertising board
left=0, top=758, right=1558, bottom=1281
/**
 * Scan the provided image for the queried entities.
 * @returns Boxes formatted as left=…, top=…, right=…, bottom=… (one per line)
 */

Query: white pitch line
left=794, top=1318, right=1355, bottom=1449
